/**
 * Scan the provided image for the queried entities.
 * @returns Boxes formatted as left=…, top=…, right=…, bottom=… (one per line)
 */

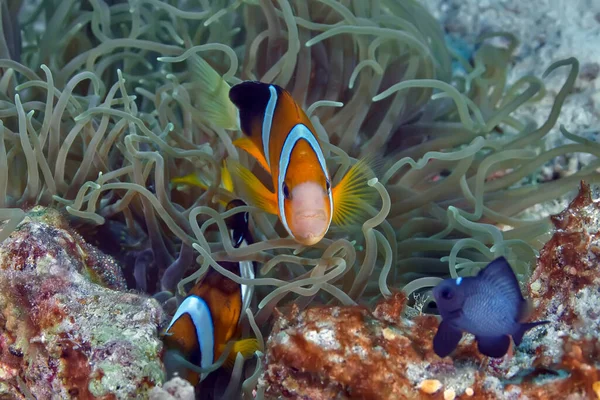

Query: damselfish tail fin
left=513, top=320, right=549, bottom=346
left=188, top=55, right=239, bottom=130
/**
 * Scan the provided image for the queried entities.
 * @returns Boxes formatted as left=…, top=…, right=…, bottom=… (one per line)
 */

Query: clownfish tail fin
left=331, top=156, right=380, bottom=226
left=223, top=338, right=260, bottom=369
left=188, top=55, right=239, bottom=130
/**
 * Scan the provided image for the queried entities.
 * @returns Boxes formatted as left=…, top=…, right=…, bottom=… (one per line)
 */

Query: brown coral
left=528, top=181, right=600, bottom=325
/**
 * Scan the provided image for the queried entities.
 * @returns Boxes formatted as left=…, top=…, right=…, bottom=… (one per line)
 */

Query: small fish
left=432, top=257, right=548, bottom=358
left=186, top=56, right=376, bottom=246
left=162, top=199, right=258, bottom=385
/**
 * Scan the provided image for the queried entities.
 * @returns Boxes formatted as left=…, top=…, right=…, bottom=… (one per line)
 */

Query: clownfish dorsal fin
left=232, top=136, right=271, bottom=174
left=331, top=157, right=379, bottom=226
left=226, top=158, right=277, bottom=215
left=187, top=55, right=239, bottom=130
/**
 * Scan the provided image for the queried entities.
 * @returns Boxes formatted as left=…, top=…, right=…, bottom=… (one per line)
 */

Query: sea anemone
left=0, top=0, right=595, bottom=398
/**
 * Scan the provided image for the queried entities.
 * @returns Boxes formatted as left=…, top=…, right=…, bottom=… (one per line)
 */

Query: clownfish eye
left=441, top=288, right=453, bottom=300
left=282, top=182, right=291, bottom=200
left=325, top=179, right=331, bottom=194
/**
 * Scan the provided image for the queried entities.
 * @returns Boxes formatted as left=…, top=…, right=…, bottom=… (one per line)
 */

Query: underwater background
left=0, top=0, right=599, bottom=399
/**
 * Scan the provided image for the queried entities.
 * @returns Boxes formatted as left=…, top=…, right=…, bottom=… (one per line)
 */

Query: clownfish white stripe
left=166, top=295, right=214, bottom=370
left=238, top=238, right=255, bottom=314
left=277, top=124, right=333, bottom=236
left=262, top=85, right=278, bottom=168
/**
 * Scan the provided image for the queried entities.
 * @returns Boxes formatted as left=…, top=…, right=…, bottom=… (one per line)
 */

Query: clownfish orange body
left=176, top=56, right=377, bottom=245
left=226, top=81, right=376, bottom=246
left=162, top=200, right=258, bottom=385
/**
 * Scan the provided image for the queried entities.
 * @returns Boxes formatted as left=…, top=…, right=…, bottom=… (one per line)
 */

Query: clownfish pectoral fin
left=331, top=157, right=379, bottom=226
left=171, top=173, right=209, bottom=191
left=226, top=159, right=278, bottom=215
left=232, top=137, right=271, bottom=174
left=187, top=55, right=239, bottom=130
left=220, top=338, right=260, bottom=369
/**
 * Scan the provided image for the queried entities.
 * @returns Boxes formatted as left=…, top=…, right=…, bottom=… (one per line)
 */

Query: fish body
left=163, top=199, right=258, bottom=385
left=227, top=81, right=375, bottom=246
left=432, top=257, right=548, bottom=358
left=180, top=55, right=376, bottom=246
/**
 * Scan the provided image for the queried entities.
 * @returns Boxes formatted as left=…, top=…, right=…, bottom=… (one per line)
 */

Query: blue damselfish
left=432, top=257, right=548, bottom=358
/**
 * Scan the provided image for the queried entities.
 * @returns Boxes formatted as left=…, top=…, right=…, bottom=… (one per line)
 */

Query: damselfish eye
left=325, top=179, right=331, bottom=194
left=282, top=182, right=291, bottom=200
left=441, top=288, right=453, bottom=300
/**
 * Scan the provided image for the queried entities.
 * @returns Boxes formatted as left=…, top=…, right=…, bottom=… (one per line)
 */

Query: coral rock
left=259, top=183, right=600, bottom=399
left=0, top=207, right=165, bottom=399
left=149, top=377, right=195, bottom=400
left=258, top=293, right=441, bottom=399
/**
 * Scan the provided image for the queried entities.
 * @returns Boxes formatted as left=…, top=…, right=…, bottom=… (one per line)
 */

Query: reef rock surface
left=258, top=182, right=600, bottom=399
left=0, top=207, right=165, bottom=399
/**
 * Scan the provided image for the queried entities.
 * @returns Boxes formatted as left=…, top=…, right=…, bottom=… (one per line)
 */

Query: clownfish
left=182, top=56, right=377, bottom=246
left=162, top=199, right=258, bottom=385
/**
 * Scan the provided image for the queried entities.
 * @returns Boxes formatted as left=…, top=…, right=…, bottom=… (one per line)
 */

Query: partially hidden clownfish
left=180, top=56, right=377, bottom=246
left=162, top=199, right=258, bottom=386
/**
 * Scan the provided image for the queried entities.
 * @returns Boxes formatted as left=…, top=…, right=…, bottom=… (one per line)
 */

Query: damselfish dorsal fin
left=477, top=257, right=524, bottom=304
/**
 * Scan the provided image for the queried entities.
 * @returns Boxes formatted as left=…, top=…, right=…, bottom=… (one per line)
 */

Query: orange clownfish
left=183, top=56, right=376, bottom=246
left=162, top=199, right=258, bottom=385
left=225, top=82, right=375, bottom=246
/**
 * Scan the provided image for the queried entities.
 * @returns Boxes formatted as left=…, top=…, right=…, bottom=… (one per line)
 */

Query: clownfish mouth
left=292, top=209, right=328, bottom=245
left=289, top=182, right=330, bottom=245
left=295, top=210, right=327, bottom=221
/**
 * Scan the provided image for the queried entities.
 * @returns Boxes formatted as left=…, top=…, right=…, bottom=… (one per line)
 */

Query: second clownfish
left=162, top=199, right=258, bottom=386
left=184, top=56, right=377, bottom=246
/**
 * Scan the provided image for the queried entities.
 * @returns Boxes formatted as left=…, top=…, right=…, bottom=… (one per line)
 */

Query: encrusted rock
left=0, top=207, right=165, bottom=399
left=149, top=377, right=195, bottom=400
left=258, top=293, right=449, bottom=399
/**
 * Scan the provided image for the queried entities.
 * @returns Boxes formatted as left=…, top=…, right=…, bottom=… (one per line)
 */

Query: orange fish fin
left=171, top=173, right=209, bottom=190
left=331, top=157, right=379, bottom=226
left=232, top=137, right=271, bottom=174
left=220, top=338, right=260, bottom=370
left=227, top=159, right=277, bottom=215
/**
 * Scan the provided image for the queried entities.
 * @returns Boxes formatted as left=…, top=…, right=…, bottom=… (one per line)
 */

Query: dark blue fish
left=432, top=257, right=548, bottom=358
